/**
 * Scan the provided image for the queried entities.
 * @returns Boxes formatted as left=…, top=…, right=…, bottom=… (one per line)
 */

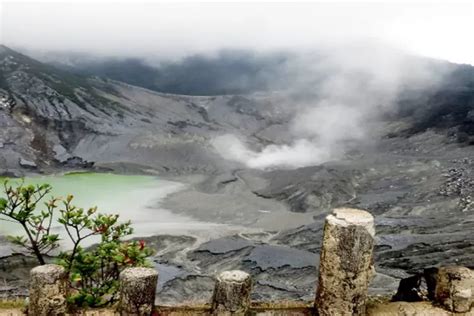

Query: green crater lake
left=0, top=173, right=220, bottom=246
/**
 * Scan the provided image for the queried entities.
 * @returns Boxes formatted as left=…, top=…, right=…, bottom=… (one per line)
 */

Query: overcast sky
left=1, top=1, right=473, bottom=64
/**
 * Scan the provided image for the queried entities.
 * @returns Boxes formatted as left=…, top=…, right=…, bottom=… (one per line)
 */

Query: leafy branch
left=0, top=179, right=153, bottom=307
left=0, top=180, right=60, bottom=264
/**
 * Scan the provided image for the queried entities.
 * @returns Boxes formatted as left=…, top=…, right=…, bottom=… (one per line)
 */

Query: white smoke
left=212, top=42, right=446, bottom=170
left=212, top=135, right=331, bottom=169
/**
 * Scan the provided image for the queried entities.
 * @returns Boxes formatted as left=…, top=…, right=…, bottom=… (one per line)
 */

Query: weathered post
left=435, top=266, right=473, bottom=313
left=315, top=208, right=375, bottom=316
left=211, top=270, right=252, bottom=316
left=28, top=264, right=68, bottom=316
left=119, top=267, right=159, bottom=316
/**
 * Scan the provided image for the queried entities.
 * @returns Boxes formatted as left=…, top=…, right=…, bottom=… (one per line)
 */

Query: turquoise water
left=0, top=173, right=208, bottom=245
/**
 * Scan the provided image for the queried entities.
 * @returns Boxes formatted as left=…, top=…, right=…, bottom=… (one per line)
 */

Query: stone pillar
left=29, top=264, right=68, bottom=316
left=315, top=208, right=375, bottom=316
left=119, top=267, right=159, bottom=316
left=211, top=270, right=252, bottom=316
left=435, top=266, right=473, bottom=313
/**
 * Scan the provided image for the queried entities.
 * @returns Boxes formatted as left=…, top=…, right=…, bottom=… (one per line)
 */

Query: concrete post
left=28, top=264, right=68, bottom=316
left=211, top=270, right=252, bottom=316
left=435, top=266, right=473, bottom=313
left=119, top=267, right=159, bottom=316
left=315, top=208, right=375, bottom=316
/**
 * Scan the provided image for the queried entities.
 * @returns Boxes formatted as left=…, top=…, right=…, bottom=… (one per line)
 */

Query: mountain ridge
left=1, top=45, right=474, bottom=175
left=0, top=45, right=296, bottom=175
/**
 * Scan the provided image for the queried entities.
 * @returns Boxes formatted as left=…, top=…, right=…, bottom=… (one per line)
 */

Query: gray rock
left=18, top=158, right=36, bottom=168
left=245, top=245, right=317, bottom=270
left=52, top=144, right=71, bottom=162
left=29, top=264, right=68, bottom=316
left=119, top=267, right=159, bottom=316
left=316, top=208, right=375, bottom=316
left=197, top=236, right=254, bottom=254
left=435, top=266, right=473, bottom=313
left=211, top=270, right=252, bottom=315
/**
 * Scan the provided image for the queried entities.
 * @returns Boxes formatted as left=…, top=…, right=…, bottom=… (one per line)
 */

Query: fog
left=2, top=1, right=472, bottom=169
left=212, top=44, right=449, bottom=169
left=2, top=2, right=473, bottom=65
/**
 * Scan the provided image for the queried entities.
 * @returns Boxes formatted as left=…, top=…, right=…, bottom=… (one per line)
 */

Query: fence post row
left=25, top=208, right=474, bottom=315
left=26, top=208, right=380, bottom=316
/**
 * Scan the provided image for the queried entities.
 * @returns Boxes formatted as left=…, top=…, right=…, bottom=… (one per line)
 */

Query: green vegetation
left=1, top=45, right=129, bottom=116
left=0, top=179, right=152, bottom=307
left=0, top=181, right=58, bottom=264
left=0, top=298, right=26, bottom=309
left=64, top=171, right=96, bottom=176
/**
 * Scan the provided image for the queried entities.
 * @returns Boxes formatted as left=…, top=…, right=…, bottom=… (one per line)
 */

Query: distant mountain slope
left=1, top=45, right=474, bottom=176
left=388, top=62, right=474, bottom=140
left=41, top=48, right=474, bottom=145
left=48, top=50, right=293, bottom=96
left=0, top=45, right=293, bottom=175
left=1, top=46, right=473, bottom=303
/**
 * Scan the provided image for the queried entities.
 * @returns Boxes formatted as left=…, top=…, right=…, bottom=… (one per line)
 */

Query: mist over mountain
left=37, top=47, right=474, bottom=96
left=2, top=0, right=474, bottom=308
left=1, top=43, right=474, bottom=303
left=34, top=50, right=292, bottom=96
left=6, top=44, right=474, bottom=172
left=29, top=47, right=474, bottom=152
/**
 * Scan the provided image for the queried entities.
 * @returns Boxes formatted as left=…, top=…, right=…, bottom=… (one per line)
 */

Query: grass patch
left=0, top=298, right=26, bottom=309
left=63, top=171, right=97, bottom=176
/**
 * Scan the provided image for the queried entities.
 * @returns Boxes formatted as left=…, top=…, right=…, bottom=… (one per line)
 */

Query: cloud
left=2, top=2, right=473, bottom=64
left=1, top=1, right=469, bottom=170
left=211, top=43, right=449, bottom=169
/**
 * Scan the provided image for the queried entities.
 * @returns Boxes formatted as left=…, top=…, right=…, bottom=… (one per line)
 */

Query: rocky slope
left=0, top=45, right=297, bottom=176
left=152, top=132, right=473, bottom=303
left=2, top=45, right=473, bottom=176
left=1, top=45, right=473, bottom=303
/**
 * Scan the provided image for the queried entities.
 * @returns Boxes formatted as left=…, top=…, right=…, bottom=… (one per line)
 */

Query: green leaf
left=0, top=198, right=7, bottom=211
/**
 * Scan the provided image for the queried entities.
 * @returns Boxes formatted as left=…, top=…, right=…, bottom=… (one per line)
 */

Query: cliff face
left=0, top=45, right=295, bottom=175
left=1, top=45, right=474, bottom=176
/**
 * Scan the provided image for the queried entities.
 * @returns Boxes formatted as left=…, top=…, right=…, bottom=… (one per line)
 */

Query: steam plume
left=212, top=43, right=446, bottom=169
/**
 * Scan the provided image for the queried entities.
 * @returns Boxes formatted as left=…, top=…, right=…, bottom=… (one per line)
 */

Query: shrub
left=0, top=179, right=152, bottom=307
left=57, top=195, right=152, bottom=306
left=0, top=180, right=59, bottom=264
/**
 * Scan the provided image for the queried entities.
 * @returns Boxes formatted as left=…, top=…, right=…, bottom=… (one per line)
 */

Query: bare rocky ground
left=146, top=130, right=474, bottom=304
left=0, top=45, right=473, bottom=305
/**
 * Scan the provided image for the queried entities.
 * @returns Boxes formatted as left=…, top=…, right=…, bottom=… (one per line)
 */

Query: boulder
left=18, top=158, right=36, bottom=168
left=391, top=274, right=424, bottom=302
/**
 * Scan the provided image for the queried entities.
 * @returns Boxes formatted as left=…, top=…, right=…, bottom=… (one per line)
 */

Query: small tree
left=57, top=195, right=152, bottom=306
left=0, top=180, right=60, bottom=264
left=0, top=179, right=153, bottom=307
